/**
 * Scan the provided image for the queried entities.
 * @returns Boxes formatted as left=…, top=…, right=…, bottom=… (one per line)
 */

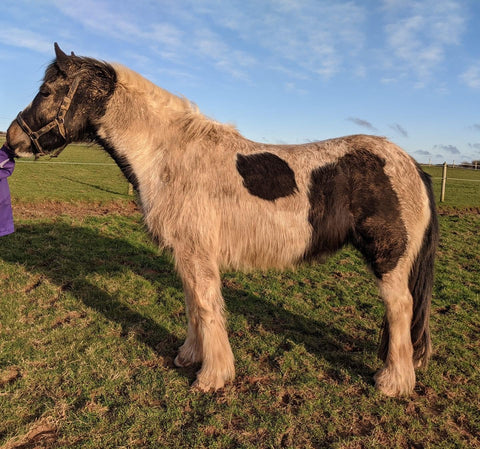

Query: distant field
left=0, top=140, right=130, bottom=204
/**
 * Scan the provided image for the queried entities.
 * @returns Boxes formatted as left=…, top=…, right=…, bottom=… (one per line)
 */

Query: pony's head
left=7, top=43, right=116, bottom=158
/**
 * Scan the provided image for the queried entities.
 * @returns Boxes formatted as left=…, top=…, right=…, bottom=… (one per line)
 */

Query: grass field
left=0, top=143, right=479, bottom=448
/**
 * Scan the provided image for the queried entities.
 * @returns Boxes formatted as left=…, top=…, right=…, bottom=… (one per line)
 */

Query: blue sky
left=1, top=0, right=479, bottom=164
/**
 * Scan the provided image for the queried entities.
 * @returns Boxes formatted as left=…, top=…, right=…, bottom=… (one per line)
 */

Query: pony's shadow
left=2, top=221, right=182, bottom=362
left=2, top=221, right=378, bottom=384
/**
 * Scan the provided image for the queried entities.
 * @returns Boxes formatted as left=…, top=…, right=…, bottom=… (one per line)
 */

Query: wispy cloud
left=347, top=117, right=377, bottom=131
left=0, top=26, right=51, bottom=54
left=460, top=64, right=480, bottom=89
left=389, top=123, right=408, bottom=137
left=53, top=1, right=183, bottom=49
left=382, top=0, right=465, bottom=85
left=415, top=150, right=431, bottom=156
left=52, top=0, right=255, bottom=80
left=193, top=28, right=256, bottom=80
left=468, top=143, right=480, bottom=150
left=433, top=144, right=461, bottom=154
left=182, top=0, right=366, bottom=80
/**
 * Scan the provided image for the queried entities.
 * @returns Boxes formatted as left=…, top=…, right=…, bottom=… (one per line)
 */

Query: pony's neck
left=97, top=63, right=195, bottom=146
left=95, top=64, right=210, bottom=212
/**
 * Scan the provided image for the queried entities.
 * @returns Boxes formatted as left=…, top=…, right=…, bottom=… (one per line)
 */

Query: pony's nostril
left=6, top=120, right=33, bottom=155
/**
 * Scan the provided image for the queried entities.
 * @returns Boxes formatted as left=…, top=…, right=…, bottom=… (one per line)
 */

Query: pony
left=7, top=44, right=438, bottom=396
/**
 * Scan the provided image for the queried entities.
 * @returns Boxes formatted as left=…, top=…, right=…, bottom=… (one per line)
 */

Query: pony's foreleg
left=374, top=272, right=416, bottom=396
left=174, top=285, right=203, bottom=368
left=174, top=252, right=235, bottom=391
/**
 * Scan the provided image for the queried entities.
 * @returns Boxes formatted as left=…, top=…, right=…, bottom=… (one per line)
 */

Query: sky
left=1, top=0, right=480, bottom=165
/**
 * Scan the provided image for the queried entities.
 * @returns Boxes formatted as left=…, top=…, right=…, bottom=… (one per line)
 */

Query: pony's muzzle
left=6, top=119, right=33, bottom=157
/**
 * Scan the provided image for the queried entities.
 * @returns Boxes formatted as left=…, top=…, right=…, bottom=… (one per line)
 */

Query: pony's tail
left=379, top=168, right=439, bottom=367
left=409, top=169, right=438, bottom=367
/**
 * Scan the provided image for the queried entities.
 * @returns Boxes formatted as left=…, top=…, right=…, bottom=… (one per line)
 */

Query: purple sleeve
left=0, top=145, right=15, bottom=179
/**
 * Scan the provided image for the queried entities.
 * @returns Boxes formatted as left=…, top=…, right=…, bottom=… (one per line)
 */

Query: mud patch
left=13, top=200, right=140, bottom=219
left=0, top=366, right=21, bottom=387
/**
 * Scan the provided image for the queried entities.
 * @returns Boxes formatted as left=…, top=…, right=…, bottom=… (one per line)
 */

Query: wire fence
left=421, top=162, right=480, bottom=204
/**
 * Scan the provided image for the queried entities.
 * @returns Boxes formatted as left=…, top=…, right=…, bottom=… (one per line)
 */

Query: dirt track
left=12, top=200, right=140, bottom=219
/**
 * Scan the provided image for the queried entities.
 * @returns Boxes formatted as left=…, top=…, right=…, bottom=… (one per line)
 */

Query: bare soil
left=12, top=200, right=140, bottom=219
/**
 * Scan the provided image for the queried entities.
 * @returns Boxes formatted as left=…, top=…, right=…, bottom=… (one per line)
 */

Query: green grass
left=1, top=140, right=131, bottom=203
left=0, top=212, right=479, bottom=448
left=0, top=141, right=479, bottom=447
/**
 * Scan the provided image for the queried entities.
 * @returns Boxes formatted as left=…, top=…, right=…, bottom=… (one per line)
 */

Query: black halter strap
left=16, top=72, right=84, bottom=158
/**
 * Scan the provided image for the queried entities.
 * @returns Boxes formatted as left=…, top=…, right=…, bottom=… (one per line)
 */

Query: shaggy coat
left=7, top=44, right=438, bottom=396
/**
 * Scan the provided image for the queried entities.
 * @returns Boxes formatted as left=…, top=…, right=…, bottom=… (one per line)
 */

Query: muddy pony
left=7, top=44, right=438, bottom=396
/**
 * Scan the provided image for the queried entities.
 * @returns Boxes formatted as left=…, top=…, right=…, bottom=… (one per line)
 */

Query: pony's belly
left=218, top=209, right=311, bottom=271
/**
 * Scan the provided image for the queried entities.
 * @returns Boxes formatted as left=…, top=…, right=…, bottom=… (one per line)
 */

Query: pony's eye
left=39, top=87, right=51, bottom=97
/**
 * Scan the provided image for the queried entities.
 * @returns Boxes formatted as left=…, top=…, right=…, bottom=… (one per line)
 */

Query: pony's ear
left=54, top=42, right=70, bottom=72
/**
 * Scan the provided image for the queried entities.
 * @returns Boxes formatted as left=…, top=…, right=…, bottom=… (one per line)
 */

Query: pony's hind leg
left=374, top=269, right=416, bottom=396
left=175, top=250, right=235, bottom=391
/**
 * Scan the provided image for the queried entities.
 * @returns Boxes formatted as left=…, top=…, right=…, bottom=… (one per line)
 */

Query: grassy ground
left=0, top=143, right=479, bottom=448
left=1, top=140, right=131, bottom=203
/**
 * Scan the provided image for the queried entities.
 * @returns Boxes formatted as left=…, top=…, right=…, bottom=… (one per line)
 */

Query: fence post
left=440, top=162, right=447, bottom=202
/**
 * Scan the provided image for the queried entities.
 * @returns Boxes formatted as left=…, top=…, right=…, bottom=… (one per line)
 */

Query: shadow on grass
left=60, top=176, right=127, bottom=196
left=1, top=220, right=378, bottom=385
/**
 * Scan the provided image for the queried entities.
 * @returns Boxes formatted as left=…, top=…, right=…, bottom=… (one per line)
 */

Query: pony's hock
left=7, top=44, right=439, bottom=396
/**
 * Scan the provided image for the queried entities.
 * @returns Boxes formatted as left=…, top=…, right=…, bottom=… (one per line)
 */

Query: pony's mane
left=112, top=64, right=239, bottom=143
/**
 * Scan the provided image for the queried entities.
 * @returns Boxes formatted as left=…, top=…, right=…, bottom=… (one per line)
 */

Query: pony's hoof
left=174, top=354, right=193, bottom=368
left=174, top=343, right=202, bottom=368
left=191, top=377, right=226, bottom=392
left=374, top=366, right=415, bottom=397
left=191, top=365, right=235, bottom=392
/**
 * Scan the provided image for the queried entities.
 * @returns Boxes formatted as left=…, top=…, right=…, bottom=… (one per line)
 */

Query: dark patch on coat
left=236, top=152, right=298, bottom=201
left=306, top=149, right=407, bottom=278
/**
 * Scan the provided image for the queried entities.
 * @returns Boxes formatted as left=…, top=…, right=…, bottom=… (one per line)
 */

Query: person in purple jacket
left=0, top=143, right=15, bottom=236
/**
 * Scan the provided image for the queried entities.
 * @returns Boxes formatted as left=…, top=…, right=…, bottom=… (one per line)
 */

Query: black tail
left=379, top=167, right=439, bottom=367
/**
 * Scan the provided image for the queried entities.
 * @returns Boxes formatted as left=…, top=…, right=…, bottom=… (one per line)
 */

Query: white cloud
left=193, top=28, right=256, bottom=80
left=382, top=0, right=465, bottom=84
left=52, top=0, right=185, bottom=55
left=183, top=0, right=366, bottom=80
left=0, top=26, right=51, bottom=54
left=460, top=64, right=480, bottom=89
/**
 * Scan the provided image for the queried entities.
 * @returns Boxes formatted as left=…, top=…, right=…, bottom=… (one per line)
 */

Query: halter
left=16, top=72, right=84, bottom=158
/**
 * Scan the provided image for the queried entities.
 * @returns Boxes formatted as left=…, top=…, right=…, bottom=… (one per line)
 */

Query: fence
left=422, top=162, right=480, bottom=205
